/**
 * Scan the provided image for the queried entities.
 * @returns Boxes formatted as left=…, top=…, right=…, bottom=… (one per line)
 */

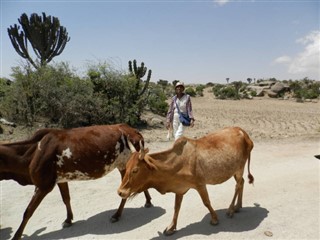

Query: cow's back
left=182, top=127, right=253, bottom=185
left=31, top=124, right=143, bottom=183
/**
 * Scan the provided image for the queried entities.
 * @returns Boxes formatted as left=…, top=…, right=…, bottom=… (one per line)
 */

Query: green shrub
left=1, top=63, right=98, bottom=127
left=212, top=84, right=224, bottom=97
left=1, top=60, right=171, bottom=128
left=147, top=84, right=168, bottom=116
left=196, top=85, right=205, bottom=96
left=185, top=87, right=196, bottom=97
left=251, top=90, right=257, bottom=97
left=212, top=84, right=239, bottom=100
left=290, top=80, right=320, bottom=99
left=219, top=86, right=239, bottom=99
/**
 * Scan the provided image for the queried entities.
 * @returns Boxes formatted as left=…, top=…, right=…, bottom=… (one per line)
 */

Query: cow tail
left=247, top=152, right=254, bottom=185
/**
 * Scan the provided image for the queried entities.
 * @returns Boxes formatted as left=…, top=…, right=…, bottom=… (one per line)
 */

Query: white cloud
left=213, top=0, right=255, bottom=6
left=274, top=30, right=320, bottom=78
left=213, top=0, right=230, bottom=6
left=274, top=56, right=292, bottom=64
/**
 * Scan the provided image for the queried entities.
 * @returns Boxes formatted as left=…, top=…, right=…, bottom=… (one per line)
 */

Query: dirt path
left=1, top=139, right=319, bottom=240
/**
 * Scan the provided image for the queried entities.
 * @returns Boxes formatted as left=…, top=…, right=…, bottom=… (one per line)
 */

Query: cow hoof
left=163, top=228, right=176, bottom=236
left=62, top=221, right=72, bottom=228
left=226, top=210, right=235, bottom=218
left=210, top=219, right=219, bottom=226
left=110, top=216, right=120, bottom=223
left=144, top=202, right=153, bottom=208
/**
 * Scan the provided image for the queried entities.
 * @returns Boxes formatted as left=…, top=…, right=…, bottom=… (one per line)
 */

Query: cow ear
left=139, top=150, right=145, bottom=160
left=144, top=155, right=158, bottom=170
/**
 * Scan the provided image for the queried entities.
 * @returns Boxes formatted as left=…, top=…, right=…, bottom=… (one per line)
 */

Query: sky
left=0, top=0, right=319, bottom=84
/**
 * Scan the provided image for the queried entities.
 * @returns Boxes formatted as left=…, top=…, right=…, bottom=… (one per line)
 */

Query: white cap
left=175, top=82, right=185, bottom=89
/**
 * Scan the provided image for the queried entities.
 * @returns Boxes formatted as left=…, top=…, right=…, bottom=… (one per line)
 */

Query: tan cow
left=118, top=126, right=254, bottom=235
left=1, top=124, right=152, bottom=240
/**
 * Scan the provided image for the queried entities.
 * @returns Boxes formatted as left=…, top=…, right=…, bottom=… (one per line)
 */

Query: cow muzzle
left=117, top=188, right=130, bottom=199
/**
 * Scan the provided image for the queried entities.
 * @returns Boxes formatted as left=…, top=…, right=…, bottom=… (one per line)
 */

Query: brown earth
left=1, top=88, right=319, bottom=239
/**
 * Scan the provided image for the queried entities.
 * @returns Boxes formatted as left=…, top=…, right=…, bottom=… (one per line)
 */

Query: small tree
left=185, top=87, right=196, bottom=97
left=172, top=80, right=179, bottom=87
left=196, top=85, right=205, bottom=96
left=7, top=12, right=70, bottom=69
left=157, top=79, right=168, bottom=92
left=232, top=81, right=243, bottom=99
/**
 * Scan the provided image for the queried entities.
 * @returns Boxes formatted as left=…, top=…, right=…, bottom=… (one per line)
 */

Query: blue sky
left=1, top=0, right=319, bottom=84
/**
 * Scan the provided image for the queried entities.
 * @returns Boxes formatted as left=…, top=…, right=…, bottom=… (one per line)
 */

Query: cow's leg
left=111, top=169, right=131, bottom=222
left=227, top=174, right=244, bottom=217
left=111, top=169, right=130, bottom=222
left=197, top=185, right=219, bottom=225
left=111, top=198, right=127, bottom=222
left=235, top=177, right=245, bottom=211
left=163, top=193, right=184, bottom=236
left=57, top=183, right=74, bottom=228
left=112, top=170, right=153, bottom=223
left=143, top=190, right=153, bottom=208
left=111, top=190, right=152, bottom=222
left=13, top=187, right=51, bottom=240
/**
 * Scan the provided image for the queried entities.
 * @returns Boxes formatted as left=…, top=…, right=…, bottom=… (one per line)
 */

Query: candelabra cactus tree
left=128, top=59, right=152, bottom=97
left=127, top=59, right=152, bottom=124
left=7, top=12, right=70, bottom=69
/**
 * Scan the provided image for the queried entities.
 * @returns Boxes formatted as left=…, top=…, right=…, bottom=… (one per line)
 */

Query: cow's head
left=118, top=140, right=156, bottom=199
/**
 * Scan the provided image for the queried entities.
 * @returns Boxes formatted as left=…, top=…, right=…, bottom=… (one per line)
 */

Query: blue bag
left=179, top=112, right=191, bottom=126
left=175, top=101, right=191, bottom=126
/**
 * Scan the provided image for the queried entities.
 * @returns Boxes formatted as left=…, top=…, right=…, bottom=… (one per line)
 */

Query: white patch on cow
left=114, top=134, right=132, bottom=170
left=115, top=141, right=121, bottom=154
left=55, top=133, right=137, bottom=183
left=56, top=170, right=95, bottom=183
left=38, top=141, right=42, bottom=151
left=56, top=148, right=73, bottom=167
left=101, top=134, right=132, bottom=173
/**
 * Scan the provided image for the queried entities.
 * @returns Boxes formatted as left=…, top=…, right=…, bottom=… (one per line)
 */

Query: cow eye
left=132, top=167, right=138, bottom=174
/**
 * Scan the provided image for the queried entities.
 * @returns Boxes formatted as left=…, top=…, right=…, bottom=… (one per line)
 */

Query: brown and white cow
left=118, top=126, right=254, bottom=235
left=0, top=124, right=152, bottom=240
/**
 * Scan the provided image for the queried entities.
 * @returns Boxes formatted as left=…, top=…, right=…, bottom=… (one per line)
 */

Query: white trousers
left=173, top=113, right=185, bottom=140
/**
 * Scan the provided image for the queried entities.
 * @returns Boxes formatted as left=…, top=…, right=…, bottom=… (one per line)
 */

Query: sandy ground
left=1, top=88, right=320, bottom=240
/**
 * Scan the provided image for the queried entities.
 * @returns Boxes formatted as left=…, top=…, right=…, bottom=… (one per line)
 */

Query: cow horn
left=139, top=140, right=145, bottom=160
left=127, top=139, right=137, bottom=153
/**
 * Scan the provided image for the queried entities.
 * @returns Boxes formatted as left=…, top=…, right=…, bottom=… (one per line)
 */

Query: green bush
left=290, top=80, right=320, bottom=100
left=196, top=85, right=205, bottom=96
left=185, top=87, right=196, bottom=97
left=212, top=84, right=224, bottom=97
left=147, top=84, right=168, bottom=116
left=1, top=60, right=170, bottom=128
left=220, top=86, right=239, bottom=99
left=212, top=84, right=239, bottom=100
left=1, top=63, right=98, bottom=126
left=251, top=90, right=257, bottom=97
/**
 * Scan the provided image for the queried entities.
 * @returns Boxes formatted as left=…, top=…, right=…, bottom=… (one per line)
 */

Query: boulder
left=271, top=82, right=285, bottom=94
left=246, top=86, right=265, bottom=97
left=267, top=90, right=278, bottom=98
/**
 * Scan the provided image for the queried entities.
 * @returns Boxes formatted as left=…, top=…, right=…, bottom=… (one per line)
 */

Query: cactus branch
left=7, top=12, right=70, bottom=69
